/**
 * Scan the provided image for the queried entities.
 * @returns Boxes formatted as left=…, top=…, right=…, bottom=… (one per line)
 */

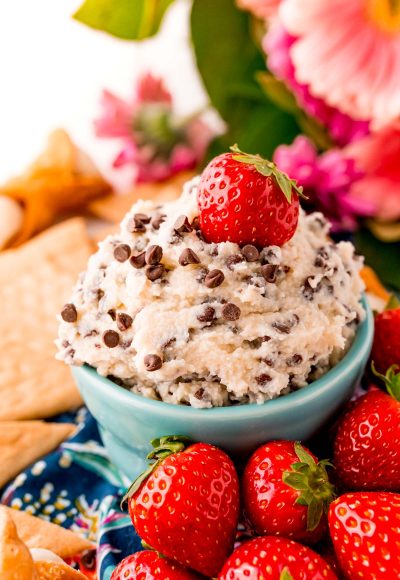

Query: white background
left=0, top=0, right=211, bottom=187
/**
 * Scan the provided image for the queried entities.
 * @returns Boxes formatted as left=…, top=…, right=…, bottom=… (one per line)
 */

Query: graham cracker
left=0, top=421, right=75, bottom=488
left=0, top=218, right=93, bottom=420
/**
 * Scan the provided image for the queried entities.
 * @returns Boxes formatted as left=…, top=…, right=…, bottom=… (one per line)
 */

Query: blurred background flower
left=94, top=72, right=213, bottom=183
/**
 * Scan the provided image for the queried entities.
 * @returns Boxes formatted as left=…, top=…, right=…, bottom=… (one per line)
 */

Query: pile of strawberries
left=109, top=302, right=400, bottom=580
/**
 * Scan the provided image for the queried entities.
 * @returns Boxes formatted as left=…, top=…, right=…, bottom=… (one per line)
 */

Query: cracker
left=1, top=129, right=112, bottom=247
left=0, top=421, right=75, bottom=488
left=0, top=218, right=93, bottom=420
left=35, top=561, right=86, bottom=579
left=0, top=508, right=35, bottom=579
left=2, top=507, right=93, bottom=558
left=90, top=170, right=193, bottom=223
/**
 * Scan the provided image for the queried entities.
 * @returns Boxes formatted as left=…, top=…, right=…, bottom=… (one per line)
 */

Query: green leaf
left=294, top=442, right=316, bottom=467
left=256, top=72, right=299, bottom=115
left=73, top=0, right=174, bottom=40
left=191, top=0, right=300, bottom=160
left=354, top=228, right=400, bottom=291
left=385, top=294, right=400, bottom=311
left=307, top=498, right=324, bottom=531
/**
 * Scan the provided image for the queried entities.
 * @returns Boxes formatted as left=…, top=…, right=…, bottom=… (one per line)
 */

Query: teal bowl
left=72, top=298, right=373, bottom=480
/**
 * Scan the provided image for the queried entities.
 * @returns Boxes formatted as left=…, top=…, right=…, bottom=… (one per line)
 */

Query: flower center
left=368, top=0, right=400, bottom=33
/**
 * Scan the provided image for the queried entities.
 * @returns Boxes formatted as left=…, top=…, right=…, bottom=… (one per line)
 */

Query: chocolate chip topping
left=113, top=244, right=131, bottom=262
left=144, top=354, right=163, bottom=371
left=174, top=215, right=192, bottom=234
left=145, top=245, right=163, bottom=265
left=191, top=216, right=200, bottom=230
left=197, top=306, right=215, bottom=323
left=194, top=387, right=205, bottom=400
left=103, top=330, right=120, bottom=348
left=226, top=254, right=245, bottom=270
left=242, top=244, right=259, bottom=262
left=61, top=303, right=77, bottom=323
left=116, top=313, right=133, bottom=331
left=222, top=303, right=241, bottom=321
left=127, top=216, right=147, bottom=233
left=204, top=269, right=225, bottom=288
left=287, top=353, right=303, bottom=366
left=134, top=212, right=151, bottom=224
left=261, top=264, right=279, bottom=283
left=272, top=316, right=298, bottom=334
left=145, top=264, right=165, bottom=281
left=130, top=252, right=146, bottom=269
left=179, top=248, right=200, bottom=266
left=256, top=374, right=272, bottom=385
left=151, top=213, right=166, bottom=230
left=108, top=309, right=116, bottom=321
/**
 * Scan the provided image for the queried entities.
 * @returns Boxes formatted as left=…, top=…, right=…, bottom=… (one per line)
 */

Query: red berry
left=334, top=366, right=400, bottom=491
left=218, top=536, right=338, bottom=579
left=197, top=147, right=301, bottom=247
left=126, top=438, right=240, bottom=577
left=329, top=492, right=400, bottom=579
left=242, top=441, right=335, bottom=544
left=371, top=305, right=400, bottom=374
left=111, top=550, right=204, bottom=580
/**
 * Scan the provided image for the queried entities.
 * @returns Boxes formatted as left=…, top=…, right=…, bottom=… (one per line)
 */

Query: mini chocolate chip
left=130, top=252, right=146, bottom=269
left=272, top=317, right=298, bottom=334
left=261, top=264, right=279, bottom=283
left=197, top=306, right=215, bottom=323
left=256, top=374, right=272, bottom=385
left=151, top=213, right=166, bottom=230
left=260, top=247, right=281, bottom=265
left=191, top=216, right=200, bottom=230
left=144, top=354, right=163, bottom=371
left=84, top=329, right=99, bottom=338
left=61, top=304, right=77, bottom=323
left=317, top=247, right=330, bottom=260
left=116, top=313, right=133, bottom=331
left=134, top=212, right=151, bottom=224
left=226, top=254, right=245, bottom=270
left=204, top=269, right=224, bottom=288
left=145, top=264, right=165, bottom=281
left=127, top=216, right=146, bottom=233
left=242, top=244, right=259, bottom=262
left=162, top=337, right=176, bottom=350
left=103, top=330, right=120, bottom=348
left=287, top=353, right=303, bottom=366
left=113, top=244, right=131, bottom=262
left=314, top=256, right=325, bottom=268
left=283, top=265, right=291, bottom=273
left=222, top=303, right=241, bottom=321
left=179, top=248, right=200, bottom=266
left=302, top=277, right=322, bottom=300
left=145, top=245, right=163, bottom=265
left=62, top=340, right=70, bottom=348
left=194, top=387, right=205, bottom=400
left=263, top=357, right=274, bottom=367
left=108, top=309, right=116, bottom=321
left=97, top=289, right=105, bottom=301
left=174, top=215, right=192, bottom=234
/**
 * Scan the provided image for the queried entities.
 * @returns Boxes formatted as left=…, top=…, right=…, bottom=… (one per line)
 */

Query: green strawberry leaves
left=230, top=144, right=305, bottom=203
left=121, top=435, right=190, bottom=508
left=280, top=568, right=294, bottom=580
left=371, top=362, right=400, bottom=401
left=282, top=442, right=336, bottom=531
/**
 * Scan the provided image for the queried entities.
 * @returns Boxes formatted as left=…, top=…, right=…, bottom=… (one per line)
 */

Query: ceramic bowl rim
left=72, top=296, right=373, bottom=420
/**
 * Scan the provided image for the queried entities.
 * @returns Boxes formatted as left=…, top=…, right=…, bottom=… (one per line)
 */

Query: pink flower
left=264, top=24, right=370, bottom=146
left=274, top=136, right=374, bottom=231
left=280, top=0, right=400, bottom=126
left=94, top=73, right=213, bottom=183
left=236, top=0, right=281, bottom=20
left=347, top=122, right=400, bottom=221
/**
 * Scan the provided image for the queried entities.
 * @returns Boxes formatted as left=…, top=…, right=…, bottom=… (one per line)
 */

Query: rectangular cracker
left=0, top=218, right=93, bottom=420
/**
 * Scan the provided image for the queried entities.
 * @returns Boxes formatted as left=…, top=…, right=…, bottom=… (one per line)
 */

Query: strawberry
left=333, top=365, right=400, bottom=490
left=124, top=436, right=240, bottom=577
left=197, top=145, right=302, bottom=247
left=371, top=295, right=400, bottom=374
left=242, top=441, right=335, bottom=544
left=218, top=536, right=338, bottom=579
left=329, top=492, right=400, bottom=579
left=111, top=550, right=205, bottom=579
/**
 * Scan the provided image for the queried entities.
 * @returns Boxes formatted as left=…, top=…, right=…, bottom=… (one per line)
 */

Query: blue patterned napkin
left=0, top=408, right=142, bottom=580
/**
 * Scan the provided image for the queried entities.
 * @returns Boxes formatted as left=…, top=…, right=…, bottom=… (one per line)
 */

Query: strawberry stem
left=384, top=294, right=400, bottom=311
left=120, top=435, right=191, bottom=508
left=282, top=442, right=336, bottom=531
left=371, top=362, right=400, bottom=401
left=230, top=144, right=306, bottom=203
